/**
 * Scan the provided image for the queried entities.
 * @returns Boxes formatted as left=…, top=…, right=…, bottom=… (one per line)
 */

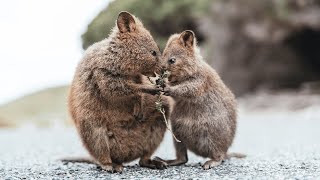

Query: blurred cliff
left=1, top=0, right=320, bottom=127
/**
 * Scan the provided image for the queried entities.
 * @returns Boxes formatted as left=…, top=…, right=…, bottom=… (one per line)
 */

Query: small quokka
left=68, top=11, right=172, bottom=173
left=155, top=30, right=245, bottom=170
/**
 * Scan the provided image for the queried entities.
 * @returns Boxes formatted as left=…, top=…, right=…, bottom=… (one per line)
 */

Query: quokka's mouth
left=142, top=71, right=157, bottom=77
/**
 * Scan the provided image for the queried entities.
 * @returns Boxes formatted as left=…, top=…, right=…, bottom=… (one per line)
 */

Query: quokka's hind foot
left=100, top=163, right=124, bottom=173
left=139, top=158, right=167, bottom=170
left=153, top=156, right=187, bottom=166
left=114, top=164, right=124, bottom=173
left=153, top=141, right=188, bottom=167
left=202, top=159, right=222, bottom=170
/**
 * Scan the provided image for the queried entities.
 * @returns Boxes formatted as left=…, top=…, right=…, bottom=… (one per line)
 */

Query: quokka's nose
left=161, top=64, right=167, bottom=70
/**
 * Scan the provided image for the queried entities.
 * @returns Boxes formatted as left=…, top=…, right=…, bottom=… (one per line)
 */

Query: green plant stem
left=147, top=73, right=181, bottom=143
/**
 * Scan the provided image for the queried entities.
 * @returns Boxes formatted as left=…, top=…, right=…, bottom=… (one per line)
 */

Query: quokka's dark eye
left=168, top=57, right=176, bottom=64
left=151, top=50, right=157, bottom=57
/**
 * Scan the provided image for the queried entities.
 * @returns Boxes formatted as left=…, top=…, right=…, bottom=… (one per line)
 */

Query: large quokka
left=68, top=12, right=172, bottom=173
left=155, top=30, right=244, bottom=170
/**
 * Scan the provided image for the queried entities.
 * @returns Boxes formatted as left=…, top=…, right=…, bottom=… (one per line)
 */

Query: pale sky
left=0, top=0, right=110, bottom=105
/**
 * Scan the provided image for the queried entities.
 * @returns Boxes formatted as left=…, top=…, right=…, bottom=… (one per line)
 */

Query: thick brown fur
left=68, top=11, right=173, bottom=173
left=156, top=30, right=243, bottom=170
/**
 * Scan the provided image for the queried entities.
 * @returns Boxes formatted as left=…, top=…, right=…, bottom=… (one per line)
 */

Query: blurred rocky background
left=1, top=0, right=320, bottom=128
left=204, top=0, right=320, bottom=96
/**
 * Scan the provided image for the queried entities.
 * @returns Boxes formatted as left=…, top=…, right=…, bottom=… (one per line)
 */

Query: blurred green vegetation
left=0, top=86, right=70, bottom=127
left=82, top=0, right=210, bottom=50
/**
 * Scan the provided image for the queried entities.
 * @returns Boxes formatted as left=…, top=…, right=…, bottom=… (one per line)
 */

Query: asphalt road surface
left=1, top=108, right=320, bottom=179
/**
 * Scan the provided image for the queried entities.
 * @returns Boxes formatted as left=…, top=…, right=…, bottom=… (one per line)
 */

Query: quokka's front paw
left=133, top=104, right=143, bottom=121
left=134, top=111, right=151, bottom=122
left=141, top=86, right=162, bottom=95
left=162, top=87, right=172, bottom=96
left=134, top=113, right=144, bottom=121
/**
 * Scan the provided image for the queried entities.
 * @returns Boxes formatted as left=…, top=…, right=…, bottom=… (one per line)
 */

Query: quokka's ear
left=117, top=11, right=136, bottom=33
left=179, top=30, right=195, bottom=49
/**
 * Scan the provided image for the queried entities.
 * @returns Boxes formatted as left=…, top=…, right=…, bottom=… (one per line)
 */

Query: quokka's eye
left=151, top=50, right=157, bottom=57
left=168, top=57, right=176, bottom=64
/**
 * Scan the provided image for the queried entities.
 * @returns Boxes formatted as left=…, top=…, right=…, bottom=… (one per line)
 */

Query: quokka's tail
left=60, top=157, right=96, bottom=164
left=224, top=152, right=246, bottom=160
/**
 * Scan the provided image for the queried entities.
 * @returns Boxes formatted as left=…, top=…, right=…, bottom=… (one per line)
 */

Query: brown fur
left=156, top=30, right=241, bottom=169
left=68, top=12, right=172, bottom=173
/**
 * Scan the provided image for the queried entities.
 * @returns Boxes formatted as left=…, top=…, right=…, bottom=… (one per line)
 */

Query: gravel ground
left=1, top=107, right=320, bottom=179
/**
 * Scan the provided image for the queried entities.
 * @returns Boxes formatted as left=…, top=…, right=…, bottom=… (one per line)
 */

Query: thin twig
left=158, top=107, right=181, bottom=142
left=147, top=72, right=181, bottom=142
